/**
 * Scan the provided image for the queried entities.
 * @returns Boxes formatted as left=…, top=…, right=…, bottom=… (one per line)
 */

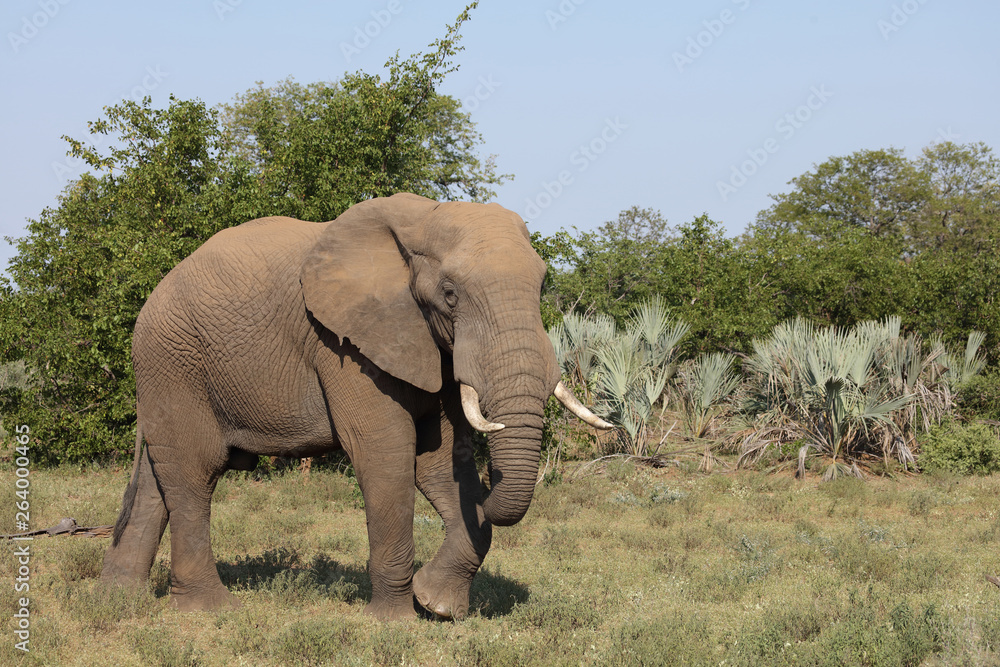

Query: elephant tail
left=112, top=421, right=145, bottom=547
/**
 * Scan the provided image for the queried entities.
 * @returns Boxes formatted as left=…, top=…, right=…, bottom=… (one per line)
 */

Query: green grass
left=2, top=464, right=1000, bottom=665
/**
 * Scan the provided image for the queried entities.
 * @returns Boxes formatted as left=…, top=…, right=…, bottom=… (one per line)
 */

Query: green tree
left=907, top=243, right=1000, bottom=364
left=217, top=31, right=506, bottom=221
left=539, top=211, right=778, bottom=357
left=749, top=142, right=1000, bottom=360
left=0, top=97, right=233, bottom=462
left=539, top=206, right=673, bottom=322
left=0, top=5, right=502, bottom=464
left=756, top=148, right=929, bottom=241
left=911, top=141, right=1000, bottom=254
left=658, top=215, right=776, bottom=356
left=742, top=224, right=913, bottom=331
left=756, top=143, right=1000, bottom=256
left=531, top=229, right=578, bottom=330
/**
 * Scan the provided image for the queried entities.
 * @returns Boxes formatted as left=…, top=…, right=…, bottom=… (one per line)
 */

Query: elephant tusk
left=554, top=381, right=614, bottom=430
left=460, top=384, right=505, bottom=433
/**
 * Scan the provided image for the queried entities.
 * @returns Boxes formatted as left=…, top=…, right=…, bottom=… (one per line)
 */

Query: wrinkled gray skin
left=101, top=193, right=567, bottom=621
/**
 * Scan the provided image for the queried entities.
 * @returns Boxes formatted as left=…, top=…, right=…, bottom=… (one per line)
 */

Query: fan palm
left=548, top=312, right=616, bottom=401
left=549, top=298, right=690, bottom=457
left=738, top=318, right=916, bottom=478
left=679, top=352, right=741, bottom=439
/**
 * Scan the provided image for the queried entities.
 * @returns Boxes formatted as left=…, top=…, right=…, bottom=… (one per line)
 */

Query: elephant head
left=301, top=193, right=608, bottom=525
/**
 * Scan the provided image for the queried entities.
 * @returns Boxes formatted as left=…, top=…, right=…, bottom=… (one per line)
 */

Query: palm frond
left=679, top=352, right=740, bottom=438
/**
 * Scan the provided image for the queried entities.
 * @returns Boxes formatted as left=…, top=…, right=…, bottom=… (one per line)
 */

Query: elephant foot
left=170, top=585, right=241, bottom=612
left=413, top=563, right=471, bottom=620
left=364, top=598, right=419, bottom=622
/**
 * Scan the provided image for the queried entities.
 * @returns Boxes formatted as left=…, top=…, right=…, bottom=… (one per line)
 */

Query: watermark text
left=11, top=425, right=32, bottom=653
left=673, top=0, right=752, bottom=72
left=546, top=0, right=586, bottom=31
left=214, top=0, right=244, bottom=21
left=340, top=0, right=403, bottom=63
left=523, top=117, right=627, bottom=219
left=717, top=85, right=833, bottom=202
left=878, top=0, right=931, bottom=40
left=8, top=0, right=73, bottom=54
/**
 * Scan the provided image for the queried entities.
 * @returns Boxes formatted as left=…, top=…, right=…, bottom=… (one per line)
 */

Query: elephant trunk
left=453, top=284, right=559, bottom=527
left=465, top=332, right=552, bottom=526
left=481, top=391, right=546, bottom=526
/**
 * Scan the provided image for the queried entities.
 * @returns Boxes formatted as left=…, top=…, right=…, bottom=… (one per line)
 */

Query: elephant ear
left=301, top=194, right=443, bottom=393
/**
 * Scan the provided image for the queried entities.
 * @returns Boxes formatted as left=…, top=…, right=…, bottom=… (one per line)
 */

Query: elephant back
left=133, top=216, right=328, bottom=367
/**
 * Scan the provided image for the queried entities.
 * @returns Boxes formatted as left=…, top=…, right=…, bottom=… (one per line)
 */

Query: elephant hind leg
left=144, top=411, right=240, bottom=612
left=155, top=458, right=239, bottom=610
left=101, top=444, right=168, bottom=586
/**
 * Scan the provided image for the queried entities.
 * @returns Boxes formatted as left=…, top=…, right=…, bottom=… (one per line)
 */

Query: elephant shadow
left=212, top=547, right=529, bottom=618
left=216, top=548, right=371, bottom=605
left=467, top=568, right=531, bottom=618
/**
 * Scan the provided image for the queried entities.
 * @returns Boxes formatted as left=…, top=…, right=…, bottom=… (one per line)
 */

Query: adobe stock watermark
left=460, top=75, right=501, bottom=112
left=8, top=0, right=72, bottom=54
left=523, top=117, right=628, bottom=219
left=340, top=0, right=403, bottom=63
left=51, top=66, right=170, bottom=182
left=546, top=0, right=586, bottom=31
left=11, top=425, right=32, bottom=653
left=717, top=85, right=833, bottom=202
left=213, top=0, right=243, bottom=21
left=877, top=0, right=930, bottom=40
left=673, top=0, right=752, bottom=73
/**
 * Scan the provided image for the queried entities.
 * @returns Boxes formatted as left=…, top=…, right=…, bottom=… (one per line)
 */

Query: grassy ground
left=1, top=460, right=1000, bottom=666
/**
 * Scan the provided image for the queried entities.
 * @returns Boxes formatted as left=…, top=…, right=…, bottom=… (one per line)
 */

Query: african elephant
left=100, top=193, right=609, bottom=621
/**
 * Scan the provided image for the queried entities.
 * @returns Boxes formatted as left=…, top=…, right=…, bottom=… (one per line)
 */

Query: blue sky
left=3, top=0, right=998, bottom=272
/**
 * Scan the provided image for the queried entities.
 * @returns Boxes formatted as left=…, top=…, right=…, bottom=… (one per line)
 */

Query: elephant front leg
left=352, top=437, right=420, bottom=621
left=413, top=414, right=492, bottom=620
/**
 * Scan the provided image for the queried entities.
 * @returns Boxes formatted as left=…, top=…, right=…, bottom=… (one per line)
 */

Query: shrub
left=733, top=594, right=948, bottom=666
left=128, top=633, right=202, bottom=667
left=735, top=317, right=987, bottom=479
left=66, top=583, right=160, bottom=632
left=955, top=369, right=1000, bottom=421
left=60, top=539, right=105, bottom=582
left=814, top=598, right=948, bottom=667
left=455, top=631, right=528, bottom=666
left=919, top=419, right=1000, bottom=475
left=268, top=619, right=356, bottom=665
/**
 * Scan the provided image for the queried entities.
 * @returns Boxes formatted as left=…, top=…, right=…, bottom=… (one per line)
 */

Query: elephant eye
left=442, top=284, right=459, bottom=308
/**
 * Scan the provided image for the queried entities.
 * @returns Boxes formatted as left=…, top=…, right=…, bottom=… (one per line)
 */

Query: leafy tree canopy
left=541, top=206, right=674, bottom=321
left=755, top=147, right=927, bottom=242
left=747, top=141, right=1000, bottom=360
left=912, top=141, right=1000, bottom=254
left=741, top=223, right=912, bottom=331
left=756, top=142, right=1000, bottom=256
